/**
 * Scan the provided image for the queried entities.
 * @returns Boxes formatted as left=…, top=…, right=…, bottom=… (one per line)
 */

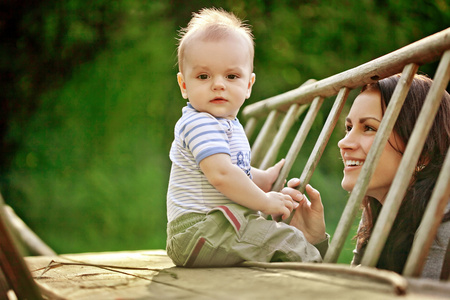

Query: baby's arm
left=199, top=154, right=297, bottom=220
left=251, top=159, right=285, bottom=192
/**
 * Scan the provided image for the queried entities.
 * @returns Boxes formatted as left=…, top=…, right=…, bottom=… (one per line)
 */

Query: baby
left=166, top=8, right=326, bottom=267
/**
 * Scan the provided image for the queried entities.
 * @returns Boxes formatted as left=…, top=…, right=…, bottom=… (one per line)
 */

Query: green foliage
left=1, top=0, right=448, bottom=261
left=4, top=1, right=178, bottom=252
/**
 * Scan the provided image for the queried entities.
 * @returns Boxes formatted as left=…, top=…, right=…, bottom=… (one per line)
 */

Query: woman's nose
left=338, top=131, right=357, bottom=150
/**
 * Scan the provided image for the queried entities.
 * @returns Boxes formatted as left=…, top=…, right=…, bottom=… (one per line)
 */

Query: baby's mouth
left=211, top=97, right=227, bottom=103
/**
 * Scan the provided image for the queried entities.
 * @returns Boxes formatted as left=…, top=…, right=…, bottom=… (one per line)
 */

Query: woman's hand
left=281, top=178, right=327, bottom=245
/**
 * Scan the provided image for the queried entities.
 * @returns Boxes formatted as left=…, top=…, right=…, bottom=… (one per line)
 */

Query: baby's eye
left=226, top=74, right=239, bottom=79
left=345, top=125, right=352, bottom=133
left=198, top=74, right=209, bottom=80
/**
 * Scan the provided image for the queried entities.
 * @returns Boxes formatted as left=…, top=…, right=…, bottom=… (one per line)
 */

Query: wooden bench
left=1, top=28, right=449, bottom=299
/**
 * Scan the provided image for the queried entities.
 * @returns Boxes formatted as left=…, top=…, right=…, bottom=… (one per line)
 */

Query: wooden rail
left=242, top=28, right=450, bottom=119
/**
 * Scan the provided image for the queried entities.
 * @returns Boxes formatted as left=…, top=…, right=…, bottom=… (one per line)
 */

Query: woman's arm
left=199, top=154, right=297, bottom=220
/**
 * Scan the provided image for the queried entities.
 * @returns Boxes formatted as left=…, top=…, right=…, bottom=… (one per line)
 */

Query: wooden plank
left=26, top=250, right=450, bottom=299
left=27, top=250, right=174, bottom=300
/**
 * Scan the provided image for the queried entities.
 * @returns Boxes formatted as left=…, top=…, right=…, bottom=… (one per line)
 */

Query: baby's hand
left=262, top=191, right=299, bottom=221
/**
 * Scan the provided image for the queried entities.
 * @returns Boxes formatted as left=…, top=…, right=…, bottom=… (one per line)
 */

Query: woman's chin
left=341, top=180, right=354, bottom=192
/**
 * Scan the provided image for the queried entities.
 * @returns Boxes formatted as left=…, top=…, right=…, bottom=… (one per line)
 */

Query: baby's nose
left=212, top=77, right=225, bottom=90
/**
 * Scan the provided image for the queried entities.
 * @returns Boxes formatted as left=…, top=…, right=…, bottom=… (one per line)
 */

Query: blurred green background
left=1, top=0, right=448, bottom=263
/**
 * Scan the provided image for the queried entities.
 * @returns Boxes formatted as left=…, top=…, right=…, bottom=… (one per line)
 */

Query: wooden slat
left=0, top=194, right=43, bottom=299
left=361, top=50, right=450, bottom=268
left=3, top=205, right=56, bottom=256
left=284, top=87, right=349, bottom=224
left=242, top=28, right=450, bottom=119
left=251, top=110, right=280, bottom=167
left=297, top=87, right=349, bottom=193
left=271, top=96, right=324, bottom=192
left=324, top=64, right=418, bottom=263
left=244, top=117, right=258, bottom=138
left=403, top=147, right=450, bottom=277
left=254, top=79, right=318, bottom=169
left=258, top=103, right=306, bottom=169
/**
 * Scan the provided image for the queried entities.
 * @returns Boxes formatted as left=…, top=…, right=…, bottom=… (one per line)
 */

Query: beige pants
left=166, top=203, right=327, bottom=267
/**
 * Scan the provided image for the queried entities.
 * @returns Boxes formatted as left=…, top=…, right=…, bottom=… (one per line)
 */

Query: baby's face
left=177, top=33, right=255, bottom=120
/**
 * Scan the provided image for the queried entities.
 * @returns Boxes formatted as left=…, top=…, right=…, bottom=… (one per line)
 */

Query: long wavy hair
left=357, top=74, right=450, bottom=273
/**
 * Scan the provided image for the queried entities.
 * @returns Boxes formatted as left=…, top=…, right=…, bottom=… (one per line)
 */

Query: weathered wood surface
left=25, top=250, right=450, bottom=300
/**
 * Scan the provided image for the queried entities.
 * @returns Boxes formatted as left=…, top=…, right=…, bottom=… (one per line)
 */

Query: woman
left=284, top=74, right=450, bottom=279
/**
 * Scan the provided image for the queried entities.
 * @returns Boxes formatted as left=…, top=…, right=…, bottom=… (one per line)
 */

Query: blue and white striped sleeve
left=180, top=113, right=230, bottom=164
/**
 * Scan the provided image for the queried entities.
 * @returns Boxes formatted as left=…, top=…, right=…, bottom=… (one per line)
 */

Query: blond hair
left=177, top=8, right=254, bottom=72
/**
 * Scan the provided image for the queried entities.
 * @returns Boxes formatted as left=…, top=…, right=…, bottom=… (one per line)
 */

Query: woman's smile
left=344, top=159, right=364, bottom=168
left=338, top=88, right=404, bottom=203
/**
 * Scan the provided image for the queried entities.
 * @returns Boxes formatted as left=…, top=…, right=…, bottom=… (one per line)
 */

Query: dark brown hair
left=357, top=74, right=450, bottom=273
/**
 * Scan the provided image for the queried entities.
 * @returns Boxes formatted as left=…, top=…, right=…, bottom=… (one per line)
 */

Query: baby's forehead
left=190, top=28, right=252, bottom=50
left=179, top=28, right=254, bottom=72
left=187, top=31, right=254, bottom=60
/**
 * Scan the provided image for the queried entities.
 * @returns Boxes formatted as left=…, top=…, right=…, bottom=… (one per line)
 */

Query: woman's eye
left=345, top=125, right=352, bottom=132
left=198, top=74, right=209, bottom=80
left=227, top=74, right=239, bottom=79
left=365, top=125, right=376, bottom=132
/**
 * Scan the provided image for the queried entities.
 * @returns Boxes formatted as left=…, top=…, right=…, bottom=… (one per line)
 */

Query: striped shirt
left=167, top=104, right=251, bottom=222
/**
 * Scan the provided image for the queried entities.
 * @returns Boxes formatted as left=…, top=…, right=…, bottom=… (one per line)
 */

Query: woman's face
left=338, top=88, right=405, bottom=204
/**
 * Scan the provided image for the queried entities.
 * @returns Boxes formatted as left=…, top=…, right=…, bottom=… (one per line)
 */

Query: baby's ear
left=177, top=72, right=188, bottom=99
left=246, top=73, right=256, bottom=99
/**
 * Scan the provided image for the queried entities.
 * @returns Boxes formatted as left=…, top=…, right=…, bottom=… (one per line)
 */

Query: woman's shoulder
left=440, top=200, right=450, bottom=233
left=421, top=201, right=450, bottom=279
